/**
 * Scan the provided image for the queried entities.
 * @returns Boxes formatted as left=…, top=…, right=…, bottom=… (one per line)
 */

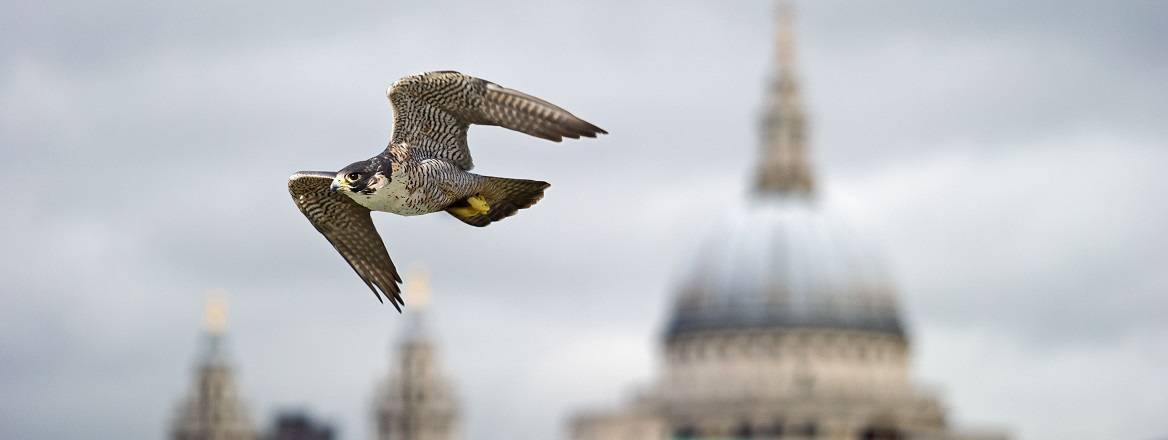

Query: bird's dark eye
left=346, top=172, right=361, bottom=181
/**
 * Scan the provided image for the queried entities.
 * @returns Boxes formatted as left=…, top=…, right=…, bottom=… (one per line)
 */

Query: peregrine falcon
left=288, top=71, right=606, bottom=310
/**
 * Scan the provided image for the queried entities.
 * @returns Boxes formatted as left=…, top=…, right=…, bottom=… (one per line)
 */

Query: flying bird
left=288, top=71, right=606, bottom=310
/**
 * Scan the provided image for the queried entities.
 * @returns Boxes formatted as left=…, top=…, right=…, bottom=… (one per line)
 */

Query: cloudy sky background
left=2, top=0, right=1166, bottom=439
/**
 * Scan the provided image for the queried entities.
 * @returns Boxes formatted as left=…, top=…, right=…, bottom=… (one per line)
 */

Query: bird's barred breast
left=349, top=162, right=464, bottom=216
left=351, top=170, right=428, bottom=215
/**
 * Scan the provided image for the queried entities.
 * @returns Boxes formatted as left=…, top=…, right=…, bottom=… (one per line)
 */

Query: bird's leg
left=446, top=194, right=491, bottom=218
left=467, top=195, right=490, bottom=214
left=441, top=172, right=492, bottom=219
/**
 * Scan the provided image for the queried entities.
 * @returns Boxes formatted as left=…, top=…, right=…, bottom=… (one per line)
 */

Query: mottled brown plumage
left=288, top=71, right=605, bottom=306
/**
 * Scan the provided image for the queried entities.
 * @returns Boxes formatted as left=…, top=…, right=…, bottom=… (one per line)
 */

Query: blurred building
left=172, top=296, right=259, bottom=440
left=264, top=411, right=335, bottom=440
left=568, top=2, right=1006, bottom=440
left=372, top=273, right=462, bottom=440
left=170, top=279, right=462, bottom=440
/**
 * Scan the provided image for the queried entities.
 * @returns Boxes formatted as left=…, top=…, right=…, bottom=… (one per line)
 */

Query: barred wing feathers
left=388, top=71, right=606, bottom=169
left=288, top=171, right=404, bottom=309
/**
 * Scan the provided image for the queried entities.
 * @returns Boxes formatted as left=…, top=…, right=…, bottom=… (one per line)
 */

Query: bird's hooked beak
left=329, top=179, right=342, bottom=193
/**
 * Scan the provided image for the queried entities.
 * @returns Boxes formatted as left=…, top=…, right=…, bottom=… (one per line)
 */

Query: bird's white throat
left=345, top=172, right=424, bottom=215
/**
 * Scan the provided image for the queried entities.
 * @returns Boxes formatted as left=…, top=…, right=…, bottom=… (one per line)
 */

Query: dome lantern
left=755, top=0, right=815, bottom=197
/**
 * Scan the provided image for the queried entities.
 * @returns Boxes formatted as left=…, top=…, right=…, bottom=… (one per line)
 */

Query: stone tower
left=373, top=272, right=461, bottom=440
left=172, top=296, right=258, bottom=440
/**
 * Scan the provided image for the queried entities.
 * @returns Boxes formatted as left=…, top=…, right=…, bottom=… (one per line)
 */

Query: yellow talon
left=467, top=195, right=490, bottom=214
left=447, top=206, right=477, bottom=218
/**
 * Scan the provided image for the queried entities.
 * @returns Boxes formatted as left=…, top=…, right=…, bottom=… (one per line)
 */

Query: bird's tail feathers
left=445, top=176, right=549, bottom=227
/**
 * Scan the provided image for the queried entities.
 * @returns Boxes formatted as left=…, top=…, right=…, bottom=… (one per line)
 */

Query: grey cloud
left=2, top=0, right=1166, bottom=439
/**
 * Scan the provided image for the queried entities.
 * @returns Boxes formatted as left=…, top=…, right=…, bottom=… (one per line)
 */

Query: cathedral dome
left=665, top=194, right=904, bottom=340
left=661, top=0, right=905, bottom=341
left=569, top=5, right=1012, bottom=439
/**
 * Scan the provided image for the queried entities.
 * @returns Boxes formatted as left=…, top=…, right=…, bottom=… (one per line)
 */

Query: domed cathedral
left=569, top=2, right=1006, bottom=440
left=373, top=272, right=461, bottom=440
left=171, top=296, right=258, bottom=440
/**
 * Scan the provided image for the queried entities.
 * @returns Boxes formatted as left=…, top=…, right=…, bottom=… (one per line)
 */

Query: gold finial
left=204, top=290, right=228, bottom=335
left=406, top=266, right=431, bottom=310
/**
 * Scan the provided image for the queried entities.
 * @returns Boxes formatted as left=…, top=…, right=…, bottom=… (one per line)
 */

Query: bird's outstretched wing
left=288, top=171, right=403, bottom=309
left=388, top=70, right=607, bottom=170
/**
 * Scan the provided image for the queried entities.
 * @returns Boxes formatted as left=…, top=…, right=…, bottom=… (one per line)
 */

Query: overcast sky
left=2, top=0, right=1166, bottom=439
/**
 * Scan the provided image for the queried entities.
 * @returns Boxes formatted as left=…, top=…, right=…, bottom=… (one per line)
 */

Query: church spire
left=375, top=268, right=460, bottom=440
left=172, top=293, right=257, bottom=440
left=755, top=0, right=815, bottom=196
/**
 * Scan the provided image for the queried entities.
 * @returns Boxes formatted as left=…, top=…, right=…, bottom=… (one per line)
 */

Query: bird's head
left=331, top=159, right=390, bottom=197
